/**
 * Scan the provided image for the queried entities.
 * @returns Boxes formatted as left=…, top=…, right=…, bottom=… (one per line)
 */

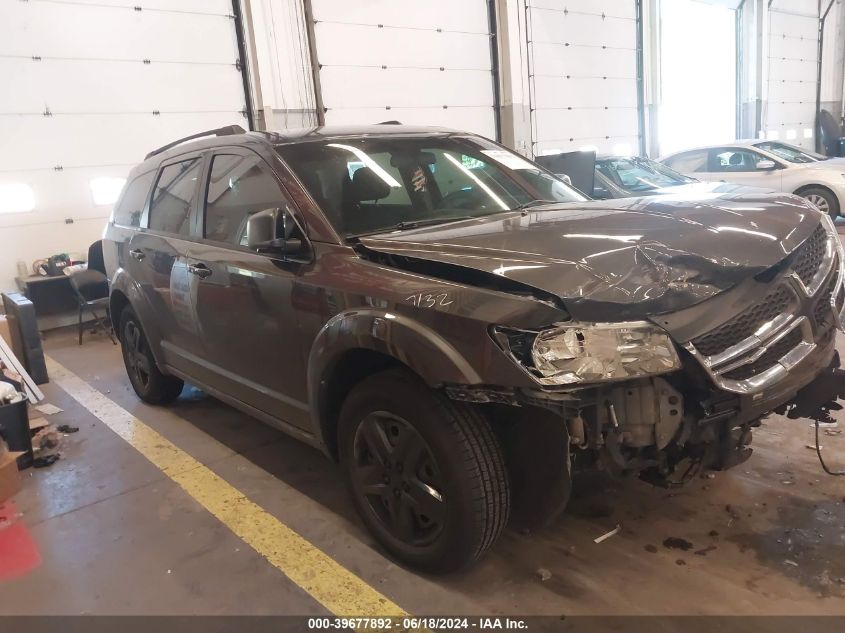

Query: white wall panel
left=765, top=1, right=819, bottom=148
left=0, top=0, right=248, bottom=292
left=310, top=0, right=497, bottom=138
left=526, top=0, right=640, bottom=155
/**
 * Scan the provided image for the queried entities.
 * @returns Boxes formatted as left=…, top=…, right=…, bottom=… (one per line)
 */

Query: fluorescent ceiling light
left=90, top=177, right=126, bottom=206
left=0, top=183, right=36, bottom=214
left=804, top=128, right=814, bottom=139
left=767, top=130, right=780, bottom=140
left=786, top=129, right=797, bottom=140
left=612, top=143, right=633, bottom=156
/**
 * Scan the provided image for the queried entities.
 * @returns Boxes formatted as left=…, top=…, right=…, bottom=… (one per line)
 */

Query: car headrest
left=729, top=153, right=743, bottom=166
left=347, top=167, right=392, bottom=202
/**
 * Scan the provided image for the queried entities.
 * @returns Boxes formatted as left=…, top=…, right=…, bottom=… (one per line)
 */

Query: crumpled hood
left=359, top=192, right=823, bottom=320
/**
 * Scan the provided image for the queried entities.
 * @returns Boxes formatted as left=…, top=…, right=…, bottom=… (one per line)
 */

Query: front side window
left=710, top=148, right=767, bottom=172
left=596, top=157, right=694, bottom=193
left=148, top=158, right=203, bottom=236
left=204, top=154, right=288, bottom=246
left=664, top=150, right=708, bottom=173
left=277, top=136, right=584, bottom=237
left=113, top=171, right=154, bottom=227
left=754, top=141, right=824, bottom=164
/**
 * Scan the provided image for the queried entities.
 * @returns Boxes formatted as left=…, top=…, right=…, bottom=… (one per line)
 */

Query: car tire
left=119, top=307, right=184, bottom=404
left=799, top=186, right=840, bottom=219
left=338, top=368, right=510, bottom=573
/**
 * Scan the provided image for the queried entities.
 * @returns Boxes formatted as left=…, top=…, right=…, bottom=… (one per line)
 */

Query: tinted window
left=278, top=137, right=584, bottom=237
left=113, top=171, right=154, bottom=227
left=710, top=148, right=766, bottom=172
left=664, top=150, right=708, bottom=173
left=148, top=158, right=202, bottom=236
left=204, top=154, right=288, bottom=245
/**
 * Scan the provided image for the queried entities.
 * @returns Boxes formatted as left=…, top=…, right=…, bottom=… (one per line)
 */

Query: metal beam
left=231, top=0, right=255, bottom=131
left=816, top=0, right=836, bottom=152
left=636, top=0, right=646, bottom=156
left=488, top=0, right=503, bottom=142
left=302, top=0, right=326, bottom=126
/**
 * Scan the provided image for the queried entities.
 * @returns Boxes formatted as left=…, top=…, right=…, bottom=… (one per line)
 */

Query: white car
left=660, top=141, right=845, bottom=217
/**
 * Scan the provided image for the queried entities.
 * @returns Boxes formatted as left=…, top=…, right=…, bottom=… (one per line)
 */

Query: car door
left=127, top=153, right=208, bottom=377
left=188, top=148, right=311, bottom=430
left=701, top=147, right=784, bottom=189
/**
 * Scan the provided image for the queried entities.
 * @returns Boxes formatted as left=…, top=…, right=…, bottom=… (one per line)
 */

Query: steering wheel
left=436, top=188, right=485, bottom=210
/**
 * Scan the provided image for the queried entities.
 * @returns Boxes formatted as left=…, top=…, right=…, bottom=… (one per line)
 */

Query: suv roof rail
left=144, top=125, right=247, bottom=160
left=377, top=120, right=402, bottom=125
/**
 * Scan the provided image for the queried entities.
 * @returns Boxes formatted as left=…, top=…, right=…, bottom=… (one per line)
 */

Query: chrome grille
left=722, top=328, right=804, bottom=381
left=685, top=221, right=843, bottom=395
left=792, top=223, right=828, bottom=287
left=691, top=286, right=793, bottom=357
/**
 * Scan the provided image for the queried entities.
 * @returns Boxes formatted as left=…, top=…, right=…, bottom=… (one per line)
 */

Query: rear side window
left=204, top=154, right=288, bottom=246
left=148, top=158, right=203, bottom=236
left=664, top=150, right=708, bottom=173
left=113, top=171, right=154, bottom=227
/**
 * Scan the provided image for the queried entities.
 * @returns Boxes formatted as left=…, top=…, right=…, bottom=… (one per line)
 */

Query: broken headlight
left=498, top=322, right=681, bottom=385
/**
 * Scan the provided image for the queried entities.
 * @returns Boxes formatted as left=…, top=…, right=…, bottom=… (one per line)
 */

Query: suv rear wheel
left=119, top=307, right=184, bottom=404
left=338, top=368, right=510, bottom=573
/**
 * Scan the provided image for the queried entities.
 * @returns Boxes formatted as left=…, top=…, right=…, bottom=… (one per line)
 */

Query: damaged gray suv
left=104, top=124, right=845, bottom=572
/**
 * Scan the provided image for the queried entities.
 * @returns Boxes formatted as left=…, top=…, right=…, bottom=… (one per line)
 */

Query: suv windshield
left=596, top=156, right=695, bottom=193
left=753, top=141, right=825, bottom=163
left=277, top=136, right=584, bottom=237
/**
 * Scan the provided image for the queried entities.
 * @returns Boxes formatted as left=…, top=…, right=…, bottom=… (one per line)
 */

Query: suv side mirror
left=247, top=207, right=307, bottom=258
left=756, top=160, right=777, bottom=170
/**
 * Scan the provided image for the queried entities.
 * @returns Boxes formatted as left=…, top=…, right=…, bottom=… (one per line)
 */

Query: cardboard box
left=0, top=315, right=12, bottom=350
left=0, top=451, right=23, bottom=504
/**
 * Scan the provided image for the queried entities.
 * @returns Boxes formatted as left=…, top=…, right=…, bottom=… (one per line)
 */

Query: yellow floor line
left=45, top=356, right=406, bottom=617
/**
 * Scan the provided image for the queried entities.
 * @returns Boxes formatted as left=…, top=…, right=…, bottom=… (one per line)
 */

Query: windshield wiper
left=348, top=216, right=475, bottom=238
left=511, top=199, right=558, bottom=214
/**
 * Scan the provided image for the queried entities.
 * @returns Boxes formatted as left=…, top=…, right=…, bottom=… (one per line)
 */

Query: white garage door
left=527, top=0, right=640, bottom=156
left=309, top=0, right=498, bottom=139
left=0, top=0, right=248, bottom=292
left=765, top=0, right=819, bottom=149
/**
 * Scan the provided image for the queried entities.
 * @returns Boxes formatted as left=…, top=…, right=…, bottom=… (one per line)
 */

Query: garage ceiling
left=527, top=0, right=640, bottom=156
left=309, top=0, right=498, bottom=139
left=0, top=0, right=248, bottom=231
left=765, top=0, right=820, bottom=149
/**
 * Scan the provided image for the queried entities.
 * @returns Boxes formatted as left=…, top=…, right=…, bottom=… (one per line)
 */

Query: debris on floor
left=662, top=537, right=694, bottom=551
left=33, top=403, right=63, bottom=416
left=535, top=567, right=552, bottom=582
left=593, top=524, right=621, bottom=544
left=57, top=424, right=79, bottom=434
left=33, top=454, right=60, bottom=469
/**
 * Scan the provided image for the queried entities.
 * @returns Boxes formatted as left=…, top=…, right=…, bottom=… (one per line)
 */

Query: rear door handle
left=129, top=249, right=145, bottom=261
left=188, top=263, right=212, bottom=279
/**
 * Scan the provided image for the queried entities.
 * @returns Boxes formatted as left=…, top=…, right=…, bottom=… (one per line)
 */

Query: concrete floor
left=0, top=326, right=843, bottom=616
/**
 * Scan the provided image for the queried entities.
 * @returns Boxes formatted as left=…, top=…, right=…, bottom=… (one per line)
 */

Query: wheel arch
left=108, top=270, right=166, bottom=366
left=308, top=309, right=483, bottom=460
left=793, top=183, right=842, bottom=215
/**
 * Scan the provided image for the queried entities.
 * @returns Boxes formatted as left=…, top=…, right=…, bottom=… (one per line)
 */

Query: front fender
left=307, top=308, right=483, bottom=445
left=308, top=307, right=483, bottom=390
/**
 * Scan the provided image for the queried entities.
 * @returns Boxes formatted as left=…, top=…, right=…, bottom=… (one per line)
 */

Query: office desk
left=15, top=275, right=78, bottom=316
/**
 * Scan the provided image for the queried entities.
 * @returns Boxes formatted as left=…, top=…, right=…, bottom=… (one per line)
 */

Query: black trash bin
left=0, top=397, right=32, bottom=470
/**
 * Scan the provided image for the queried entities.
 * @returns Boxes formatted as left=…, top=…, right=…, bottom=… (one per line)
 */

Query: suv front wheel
left=119, top=307, right=184, bottom=404
left=338, top=368, right=510, bottom=573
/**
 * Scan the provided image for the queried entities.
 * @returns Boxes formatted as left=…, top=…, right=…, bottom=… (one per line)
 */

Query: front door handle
left=188, top=263, right=212, bottom=279
left=129, top=249, right=145, bottom=261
